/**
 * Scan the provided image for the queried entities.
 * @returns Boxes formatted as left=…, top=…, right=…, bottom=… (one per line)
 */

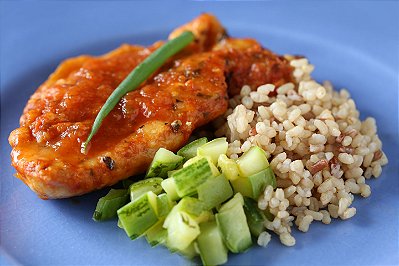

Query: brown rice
left=213, top=56, right=388, bottom=247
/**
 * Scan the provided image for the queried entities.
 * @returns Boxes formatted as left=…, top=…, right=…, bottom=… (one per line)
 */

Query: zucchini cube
left=146, top=148, right=184, bottom=178
left=117, top=191, right=159, bottom=239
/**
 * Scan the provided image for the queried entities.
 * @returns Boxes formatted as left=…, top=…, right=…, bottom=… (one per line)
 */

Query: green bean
left=82, top=31, right=195, bottom=152
left=93, top=189, right=129, bottom=221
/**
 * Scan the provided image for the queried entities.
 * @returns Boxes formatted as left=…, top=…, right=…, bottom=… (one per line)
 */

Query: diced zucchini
left=117, top=219, right=123, bottom=229
left=157, top=193, right=174, bottom=218
left=177, top=197, right=213, bottom=224
left=172, top=157, right=213, bottom=197
left=216, top=196, right=252, bottom=253
left=93, top=189, right=129, bottom=221
left=236, top=146, right=269, bottom=177
left=145, top=148, right=184, bottom=178
left=218, top=192, right=244, bottom=213
left=230, top=177, right=253, bottom=199
left=183, top=155, right=220, bottom=176
left=248, top=170, right=269, bottom=199
left=164, top=210, right=200, bottom=251
left=129, top=177, right=163, bottom=201
left=218, top=154, right=240, bottom=181
left=265, top=167, right=277, bottom=189
left=243, top=197, right=265, bottom=237
left=194, top=211, right=214, bottom=224
left=161, top=178, right=179, bottom=201
left=117, top=191, right=159, bottom=239
left=198, top=174, right=233, bottom=210
left=167, top=169, right=178, bottom=178
left=197, top=137, right=228, bottom=164
left=163, top=205, right=178, bottom=231
left=163, top=197, right=212, bottom=251
left=178, top=242, right=199, bottom=260
left=177, top=137, right=208, bottom=160
left=175, top=197, right=205, bottom=217
left=145, top=219, right=167, bottom=247
left=230, top=168, right=275, bottom=199
left=164, top=197, right=210, bottom=226
left=252, top=167, right=276, bottom=195
left=197, top=221, right=228, bottom=266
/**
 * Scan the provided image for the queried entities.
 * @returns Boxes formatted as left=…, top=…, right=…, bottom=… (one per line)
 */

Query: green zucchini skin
left=117, top=192, right=159, bottom=240
left=243, top=197, right=266, bottom=237
left=198, top=174, right=233, bottom=210
left=197, top=221, right=228, bottom=266
left=216, top=193, right=252, bottom=253
left=95, top=142, right=279, bottom=264
left=129, top=177, right=163, bottom=201
left=172, top=157, right=213, bottom=198
left=146, top=148, right=184, bottom=178
left=177, top=137, right=208, bottom=160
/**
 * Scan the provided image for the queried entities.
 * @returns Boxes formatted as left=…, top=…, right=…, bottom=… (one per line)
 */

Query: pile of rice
left=213, top=56, right=388, bottom=247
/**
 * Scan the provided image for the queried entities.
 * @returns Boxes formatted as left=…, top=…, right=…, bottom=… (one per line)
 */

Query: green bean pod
left=82, top=31, right=195, bottom=152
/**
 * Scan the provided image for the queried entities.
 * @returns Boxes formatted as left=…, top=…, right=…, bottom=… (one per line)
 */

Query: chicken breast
left=9, top=14, right=294, bottom=199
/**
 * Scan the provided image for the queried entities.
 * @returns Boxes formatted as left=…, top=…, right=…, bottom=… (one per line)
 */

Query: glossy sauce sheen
left=19, top=46, right=227, bottom=164
left=9, top=14, right=295, bottom=198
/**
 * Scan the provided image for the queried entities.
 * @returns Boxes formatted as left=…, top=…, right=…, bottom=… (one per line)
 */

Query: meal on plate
left=9, top=13, right=388, bottom=265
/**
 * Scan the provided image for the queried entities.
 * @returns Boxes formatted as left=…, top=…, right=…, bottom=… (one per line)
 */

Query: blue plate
left=1, top=2, right=398, bottom=265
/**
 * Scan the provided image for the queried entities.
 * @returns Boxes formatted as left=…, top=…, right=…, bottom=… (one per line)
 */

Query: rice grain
left=216, top=55, right=387, bottom=247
